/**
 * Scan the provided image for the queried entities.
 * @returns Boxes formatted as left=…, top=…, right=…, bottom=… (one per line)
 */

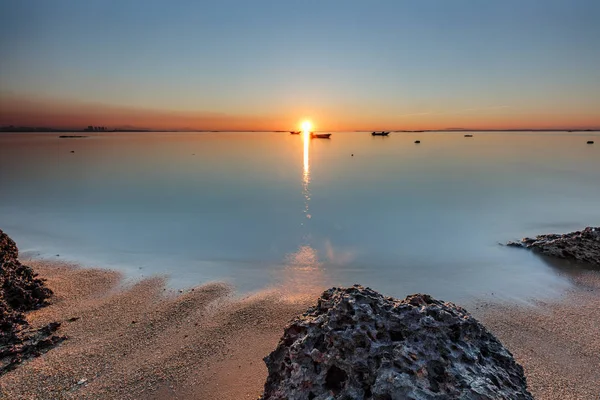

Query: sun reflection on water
left=275, top=125, right=326, bottom=297
left=278, top=245, right=326, bottom=299
left=302, top=130, right=311, bottom=220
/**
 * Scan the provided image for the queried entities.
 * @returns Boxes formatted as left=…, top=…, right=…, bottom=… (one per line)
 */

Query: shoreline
left=1, top=260, right=599, bottom=399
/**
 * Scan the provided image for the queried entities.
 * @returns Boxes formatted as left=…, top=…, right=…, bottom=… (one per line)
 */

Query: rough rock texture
left=507, top=226, right=600, bottom=267
left=0, top=231, right=18, bottom=264
left=261, top=285, right=532, bottom=400
left=0, top=229, right=64, bottom=375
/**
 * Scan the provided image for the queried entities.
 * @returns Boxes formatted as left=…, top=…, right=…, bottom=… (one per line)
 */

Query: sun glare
left=301, top=121, right=312, bottom=132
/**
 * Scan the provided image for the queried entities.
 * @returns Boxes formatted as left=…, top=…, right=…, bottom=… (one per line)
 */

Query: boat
left=464, top=134, right=473, bottom=137
left=311, top=132, right=331, bottom=139
left=371, top=131, right=390, bottom=136
left=290, top=131, right=301, bottom=135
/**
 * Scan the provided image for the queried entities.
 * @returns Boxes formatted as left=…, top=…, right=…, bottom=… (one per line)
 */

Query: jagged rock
left=0, top=229, right=64, bottom=375
left=0, top=230, right=52, bottom=312
left=507, top=227, right=600, bottom=267
left=261, top=285, right=532, bottom=400
left=0, top=230, right=18, bottom=263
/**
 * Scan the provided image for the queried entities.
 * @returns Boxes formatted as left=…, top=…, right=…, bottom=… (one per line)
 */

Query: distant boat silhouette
left=290, top=131, right=301, bottom=135
left=371, top=131, right=390, bottom=136
left=311, top=133, right=331, bottom=139
left=464, top=134, right=473, bottom=137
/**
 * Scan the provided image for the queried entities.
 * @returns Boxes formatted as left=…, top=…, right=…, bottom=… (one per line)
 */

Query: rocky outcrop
left=0, top=229, right=64, bottom=374
left=507, top=227, right=600, bottom=267
left=261, top=285, right=532, bottom=400
left=0, top=230, right=18, bottom=263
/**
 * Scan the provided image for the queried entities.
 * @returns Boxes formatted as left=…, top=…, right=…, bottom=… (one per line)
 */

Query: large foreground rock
left=0, top=229, right=63, bottom=374
left=507, top=226, right=600, bottom=267
left=261, top=285, right=532, bottom=400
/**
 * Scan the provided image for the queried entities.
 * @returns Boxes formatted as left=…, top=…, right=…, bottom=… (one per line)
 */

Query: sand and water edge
left=1, top=258, right=599, bottom=400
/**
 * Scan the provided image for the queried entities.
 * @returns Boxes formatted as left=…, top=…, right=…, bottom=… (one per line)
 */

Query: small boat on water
left=464, top=134, right=473, bottom=137
left=371, top=131, right=390, bottom=136
left=311, top=132, right=331, bottom=139
left=290, top=131, right=301, bottom=135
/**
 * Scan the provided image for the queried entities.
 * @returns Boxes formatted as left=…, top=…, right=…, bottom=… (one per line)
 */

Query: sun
left=301, top=120, right=312, bottom=132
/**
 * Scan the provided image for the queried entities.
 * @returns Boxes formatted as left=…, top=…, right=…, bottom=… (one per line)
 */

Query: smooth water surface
left=1, top=131, right=599, bottom=302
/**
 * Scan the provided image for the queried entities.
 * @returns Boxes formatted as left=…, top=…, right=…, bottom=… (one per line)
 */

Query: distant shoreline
left=1, top=128, right=599, bottom=133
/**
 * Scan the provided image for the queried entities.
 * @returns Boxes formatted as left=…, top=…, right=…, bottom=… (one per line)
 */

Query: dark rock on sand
left=0, top=231, right=18, bottom=263
left=507, top=227, right=600, bottom=267
left=261, top=285, right=532, bottom=400
left=0, top=229, right=64, bottom=375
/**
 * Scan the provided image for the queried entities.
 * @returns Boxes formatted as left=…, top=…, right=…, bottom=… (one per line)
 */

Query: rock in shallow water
left=261, top=285, right=532, bottom=400
left=507, top=226, right=600, bottom=267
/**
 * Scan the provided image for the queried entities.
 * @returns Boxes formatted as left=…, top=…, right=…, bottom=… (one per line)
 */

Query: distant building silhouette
left=84, top=125, right=108, bottom=132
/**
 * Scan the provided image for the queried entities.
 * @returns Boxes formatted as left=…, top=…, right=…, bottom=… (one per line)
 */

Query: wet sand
left=477, top=271, right=600, bottom=400
left=1, top=260, right=599, bottom=399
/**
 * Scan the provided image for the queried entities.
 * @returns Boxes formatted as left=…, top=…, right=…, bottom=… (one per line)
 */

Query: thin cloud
left=396, top=112, right=433, bottom=118
left=455, top=105, right=511, bottom=114
left=396, top=106, right=510, bottom=119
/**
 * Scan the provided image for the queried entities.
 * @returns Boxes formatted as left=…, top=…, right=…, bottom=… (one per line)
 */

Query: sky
left=1, top=0, right=599, bottom=131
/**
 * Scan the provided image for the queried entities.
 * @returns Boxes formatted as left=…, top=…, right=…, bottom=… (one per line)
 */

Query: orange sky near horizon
left=3, top=2, right=600, bottom=132
left=1, top=95, right=599, bottom=132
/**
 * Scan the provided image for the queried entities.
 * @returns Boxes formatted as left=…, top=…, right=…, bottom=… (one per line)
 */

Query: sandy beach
left=478, top=270, right=600, bottom=400
left=1, top=259, right=599, bottom=400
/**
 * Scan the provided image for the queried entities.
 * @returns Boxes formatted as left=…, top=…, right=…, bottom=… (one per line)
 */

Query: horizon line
left=1, top=127, right=599, bottom=133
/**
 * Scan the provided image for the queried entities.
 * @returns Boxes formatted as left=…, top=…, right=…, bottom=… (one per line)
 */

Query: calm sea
left=1, top=131, right=599, bottom=303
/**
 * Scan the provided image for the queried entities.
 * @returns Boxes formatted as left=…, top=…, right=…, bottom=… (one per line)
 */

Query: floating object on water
left=311, top=133, right=331, bottom=139
left=290, top=131, right=301, bottom=135
left=464, top=134, right=473, bottom=137
left=414, top=140, right=421, bottom=144
left=371, top=131, right=390, bottom=136
left=587, top=141, right=594, bottom=144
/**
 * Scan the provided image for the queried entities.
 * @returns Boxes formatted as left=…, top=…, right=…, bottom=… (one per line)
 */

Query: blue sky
left=1, top=0, right=599, bottom=129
